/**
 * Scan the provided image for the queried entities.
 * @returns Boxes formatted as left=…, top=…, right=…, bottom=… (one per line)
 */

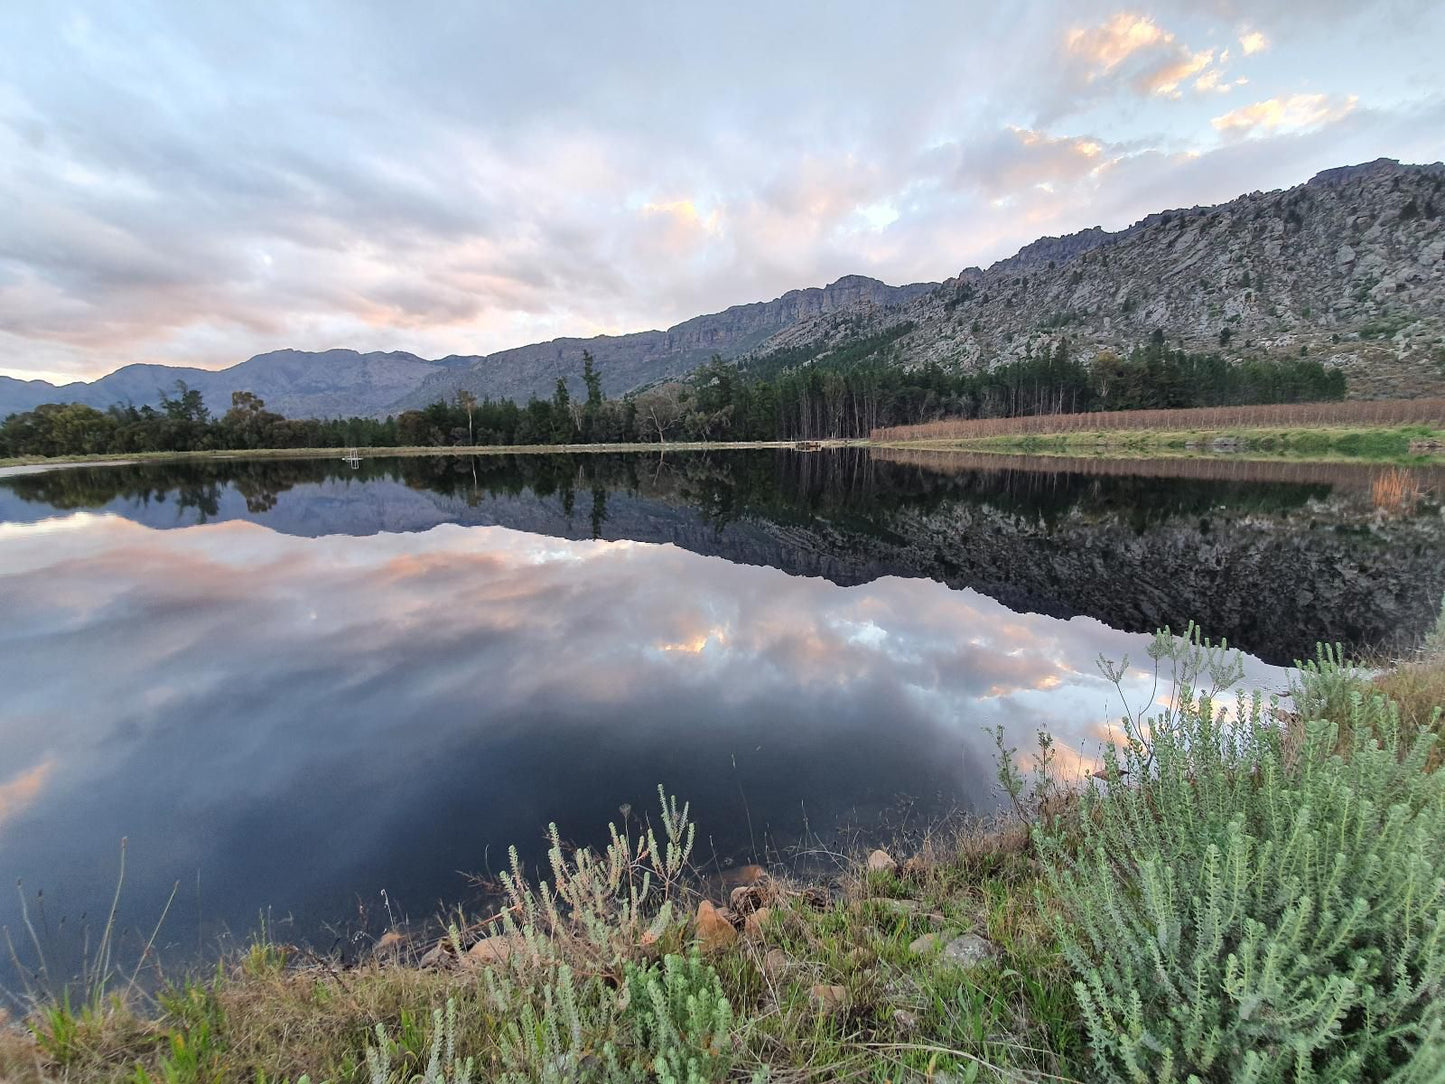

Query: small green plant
left=366, top=999, right=474, bottom=1084
left=1040, top=631, right=1445, bottom=1082
left=1289, top=641, right=1366, bottom=731
left=622, top=952, right=738, bottom=1083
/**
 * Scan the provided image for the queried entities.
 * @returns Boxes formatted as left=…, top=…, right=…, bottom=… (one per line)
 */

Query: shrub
left=1040, top=630, right=1445, bottom=1082
left=374, top=788, right=747, bottom=1083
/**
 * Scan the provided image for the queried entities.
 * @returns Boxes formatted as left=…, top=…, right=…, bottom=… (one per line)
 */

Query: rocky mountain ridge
left=391, top=274, right=934, bottom=410
left=760, top=158, right=1445, bottom=398
left=0, top=277, right=931, bottom=421
left=5, top=159, right=1443, bottom=421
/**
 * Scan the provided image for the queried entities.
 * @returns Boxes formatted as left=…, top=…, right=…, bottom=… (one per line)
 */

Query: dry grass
left=1372, top=466, right=1431, bottom=515
left=871, top=399, right=1445, bottom=443
left=0, top=817, right=1075, bottom=1084
left=1374, top=651, right=1445, bottom=771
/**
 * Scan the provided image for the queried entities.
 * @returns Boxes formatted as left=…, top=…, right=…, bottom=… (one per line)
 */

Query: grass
left=871, top=400, right=1445, bottom=445
left=876, top=424, right=1445, bottom=464
left=9, top=426, right=1445, bottom=474
left=3, top=631, right=1442, bottom=1082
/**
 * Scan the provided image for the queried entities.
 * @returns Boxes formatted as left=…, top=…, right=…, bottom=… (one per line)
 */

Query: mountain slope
left=0, top=350, right=464, bottom=420
left=6, top=158, right=1443, bottom=422
left=756, top=158, right=1445, bottom=398
left=1, top=278, right=932, bottom=420
left=392, top=274, right=934, bottom=410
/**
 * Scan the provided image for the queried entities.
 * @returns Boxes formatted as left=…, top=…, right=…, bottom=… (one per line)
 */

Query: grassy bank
left=7, top=426, right=1445, bottom=474
left=3, top=629, right=1443, bottom=1083
left=885, top=423, right=1445, bottom=463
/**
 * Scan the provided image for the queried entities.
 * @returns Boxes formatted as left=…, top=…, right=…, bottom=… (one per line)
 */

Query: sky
left=1, top=0, right=1443, bottom=385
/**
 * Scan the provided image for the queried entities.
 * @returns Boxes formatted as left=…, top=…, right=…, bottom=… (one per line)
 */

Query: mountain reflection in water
left=0, top=449, right=1440, bottom=980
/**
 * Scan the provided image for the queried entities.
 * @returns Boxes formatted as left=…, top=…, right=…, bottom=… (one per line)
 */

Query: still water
left=1, top=449, right=1442, bottom=983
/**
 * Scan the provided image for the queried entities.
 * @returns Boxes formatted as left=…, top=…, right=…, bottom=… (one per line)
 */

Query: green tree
left=581, top=351, right=604, bottom=428
left=551, top=378, right=575, bottom=443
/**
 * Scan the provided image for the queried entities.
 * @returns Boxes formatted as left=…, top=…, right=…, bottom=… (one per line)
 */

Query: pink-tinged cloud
left=1212, top=93, right=1359, bottom=135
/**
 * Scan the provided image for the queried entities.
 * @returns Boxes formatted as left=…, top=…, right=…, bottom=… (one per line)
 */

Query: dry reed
left=871, top=398, right=1445, bottom=443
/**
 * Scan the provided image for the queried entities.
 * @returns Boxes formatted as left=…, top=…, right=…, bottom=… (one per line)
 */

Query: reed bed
left=871, top=398, right=1445, bottom=442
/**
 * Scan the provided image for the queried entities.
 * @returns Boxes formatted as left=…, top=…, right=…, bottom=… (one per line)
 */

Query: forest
left=0, top=336, right=1347, bottom=458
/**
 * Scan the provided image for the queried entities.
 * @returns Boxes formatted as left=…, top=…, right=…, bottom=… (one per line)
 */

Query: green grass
left=3, top=635, right=1442, bottom=1082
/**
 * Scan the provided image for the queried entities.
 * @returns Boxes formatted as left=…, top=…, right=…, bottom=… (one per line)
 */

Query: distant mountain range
left=4, top=157, right=1442, bottom=421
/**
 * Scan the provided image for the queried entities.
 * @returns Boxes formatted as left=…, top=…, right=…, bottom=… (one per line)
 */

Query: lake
left=2, top=449, right=1443, bottom=986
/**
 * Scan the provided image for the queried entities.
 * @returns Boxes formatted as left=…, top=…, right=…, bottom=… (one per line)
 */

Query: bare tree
left=455, top=389, right=477, bottom=446
left=635, top=383, right=688, bottom=443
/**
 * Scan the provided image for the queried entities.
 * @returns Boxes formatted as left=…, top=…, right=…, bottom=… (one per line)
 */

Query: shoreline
left=5, top=422, right=1445, bottom=473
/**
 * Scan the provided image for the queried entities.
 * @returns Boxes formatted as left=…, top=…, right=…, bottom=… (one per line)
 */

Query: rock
left=941, top=934, right=998, bottom=969
left=901, top=855, right=932, bottom=879
left=466, top=934, right=521, bottom=965
left=721, top=864, right=769, bottom=887
left=694, top=900, right=737, bottom=952
left=909, top=932, right=943, bottom=956
left=866, top=849, right=898, bottom=875
left=874, top=898, right=919, bottom=917
left=743, top=906, right=773, bottom=940
left=808, top=984, right=850, bottom=1014
left=762, top=947, right=789, bottom=977
left=418, top=942, right=453, bottom=970
left=796, top=886, right=830, bottom=910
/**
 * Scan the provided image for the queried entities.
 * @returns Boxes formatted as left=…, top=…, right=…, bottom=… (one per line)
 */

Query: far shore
left=5, top=422, right=1445, bottom=473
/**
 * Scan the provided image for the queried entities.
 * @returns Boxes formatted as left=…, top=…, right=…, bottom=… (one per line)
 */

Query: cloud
left=1212, top=93, right=1359, bottom=135
left=0, top=1, right=1441, bottom=383
left=1062, top=11, right=1222, bottom=100
left=1239, top=30, right=1269, bottom=54
left=0, top=758, right=54, bottom=832
left=1066, top=12, right=1173, bottom=72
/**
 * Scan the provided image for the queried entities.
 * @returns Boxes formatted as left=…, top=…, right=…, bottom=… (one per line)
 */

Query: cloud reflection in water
left=0, top=511, right=1286, bottom=969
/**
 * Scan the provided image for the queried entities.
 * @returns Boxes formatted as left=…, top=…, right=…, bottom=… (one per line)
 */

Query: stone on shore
left=866, top=849, right=898, bottom=875
left=809, top=984, right=850, bottom=1014
left=694, top=900, right=738, bottom=951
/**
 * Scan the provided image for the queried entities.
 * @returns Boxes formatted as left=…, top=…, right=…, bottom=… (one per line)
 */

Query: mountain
left=760, top=158, right=1445, bottom=398
left=0, top=277, right=932, bottom=421
left=0, top=350, right=466, bottom=421
left=5, top=158, right=1443, bottom=422
left=390, top=274, right=935, bottom=410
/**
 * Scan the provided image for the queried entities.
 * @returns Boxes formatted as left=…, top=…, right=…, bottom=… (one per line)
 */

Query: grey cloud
left=0, top=0, right=1442, bottom=379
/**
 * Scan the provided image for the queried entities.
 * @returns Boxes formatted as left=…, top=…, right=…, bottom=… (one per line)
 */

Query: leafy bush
left=1041, top=631, right=1445, bottom=1082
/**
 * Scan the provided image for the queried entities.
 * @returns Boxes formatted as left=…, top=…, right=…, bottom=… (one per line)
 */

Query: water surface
left=2, top=450, right=1441, bottom=984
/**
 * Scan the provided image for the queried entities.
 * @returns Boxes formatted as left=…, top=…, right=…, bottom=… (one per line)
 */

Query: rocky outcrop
left=760, top=159, right=1445, bottom=400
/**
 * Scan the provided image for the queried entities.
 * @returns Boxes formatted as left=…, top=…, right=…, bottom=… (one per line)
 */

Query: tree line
left=1, top=337, right=1347, bottom=458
